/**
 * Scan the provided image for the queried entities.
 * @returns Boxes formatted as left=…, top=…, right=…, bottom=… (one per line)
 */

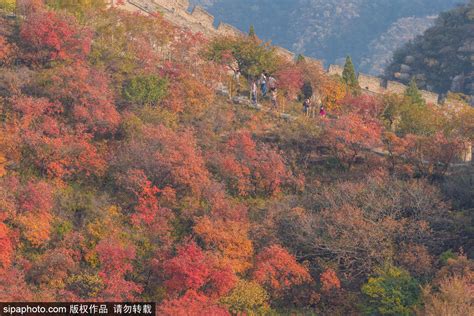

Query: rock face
left=385, top=1, right=474, bottom=98
left=191, top=0, right=460, bottom=73
left=359, top=16, right=437, bottom=75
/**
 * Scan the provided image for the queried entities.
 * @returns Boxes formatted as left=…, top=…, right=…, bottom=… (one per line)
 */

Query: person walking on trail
left=251, top=80, right=258, bottom=105
left=260, top=72, right=267, bottom=97
left=312, top=93, right=322, bottom=118
left=303, top=98, right=311, bottom=117
left=234, top=70, right=242, bottom=93
left=319, top=105, right=327, bottom=117
left=270, top=89, right=278, bottom=110
left=268, top=75, right=277, bottom=92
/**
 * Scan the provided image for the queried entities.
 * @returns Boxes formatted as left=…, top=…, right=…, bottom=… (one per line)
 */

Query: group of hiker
left=251, top=72, right=278, bottom=110
left=303, top=96, right=326, bottom=118
left=249, top=71, right=326, bottom=117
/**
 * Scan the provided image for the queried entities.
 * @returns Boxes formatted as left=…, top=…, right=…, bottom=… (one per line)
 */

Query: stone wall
left=274, top=46, right=295, bottom=61
left=420, top=90, right=440, bottom=104
left=328, top=65, right=344, bottom=76
left=190, top=6, right=214, bottom=28
left=114, top=1, right=451, bottom=107
left=386, top=80, right=409, bottom=95
left=217, top=22, right=242, bottom=37
left=325, top=63, right=445, bottom=105
left=459, top=142, right=473, bottom=163
left=153, top=0, right=189, bottom=13
left=111, top=0, right=159, bottom=13
left=358, top=74, right=385, bottom=94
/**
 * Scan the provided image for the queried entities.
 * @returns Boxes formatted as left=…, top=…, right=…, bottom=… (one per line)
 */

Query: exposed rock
left=451, top=75, right=465, bottom=92
left=400, top=64, right=411, bottom=73
left=459, top=40, right=474, bottom=53
left=215, top=83, right=230, bottom=96
left=232, top=95, right=251, bottom=106
left=404, top=55, right=416, bottom=64
left=394, top=72, right=411, bottom=81
left=386, top=2, right=474, bottom=96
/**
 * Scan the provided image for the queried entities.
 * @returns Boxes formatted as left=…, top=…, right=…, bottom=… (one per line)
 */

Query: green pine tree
left=405, top=78, right=425, bottom=107
left=248, top=25, right=256, bottom=38
left=362, top=265, right=421, bottom=316
left=342, top=56, right=360, bottom=93
left=296, top=54, right=305, bottom=63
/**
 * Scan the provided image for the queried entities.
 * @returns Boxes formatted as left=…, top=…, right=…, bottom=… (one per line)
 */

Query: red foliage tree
left=0, top=220, right=13, bottom=269
left=253, top=245, right=311, bottom=298
left=17, top=0, right=44, bottom=15
left=115, top=125, right=211, bottom=201
left=20, top=9, right=92, bottom=63
left=213, top=131, right=291, bottom=197
left=0, top=267, right=33, bottom=301
left=324, top=113, right=382, bottom=170
left=121, top=169, right=175, bottom=246
left=340, top=94, right=384, bottom=120
left=275, top=62, right=304, bottom=100
left=202, top=183, right=248, bottom=222
left=37, top=62, right=120, bottom=134
left=404, top=132, right=466, bottom=177
left=163, top=241, right=236, bottom=299
left=12, top=96, right=107, bottom=179
left=159, top=290, right=230, bottom=316
left=96, top=238, right=142, bottom=301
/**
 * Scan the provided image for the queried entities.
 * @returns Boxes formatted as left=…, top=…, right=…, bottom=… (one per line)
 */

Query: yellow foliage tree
left=322, top=77, right=346, bottom=112
left=0, top=153, right=6, bottom=177
left=220, top=280, right=271, bottom=315
left=46, top=0, right=107, bottom=16
left=0, top=0, right=16, bottom=13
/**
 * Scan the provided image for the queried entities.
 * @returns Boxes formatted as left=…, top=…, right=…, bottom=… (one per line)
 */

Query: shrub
left=361, top=265, right=421, bottom=316
left=123, top=75, right=168, bottom=107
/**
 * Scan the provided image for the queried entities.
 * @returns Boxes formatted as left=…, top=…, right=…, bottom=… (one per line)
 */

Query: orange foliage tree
left=0, top=35, right=16, bottom=66
left=16, top=180, right=54, bottom=247
left=194, top=216, right=253, bottom=274
left=252, top=245, right=312, bottom=298
left=320, top=268, right=341, bottom=292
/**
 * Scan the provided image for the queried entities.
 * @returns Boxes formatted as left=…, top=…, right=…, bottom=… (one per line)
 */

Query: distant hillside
left=191, top=0, right=462, bottom=74
left=385, top=0, right=474, bottom=97
left=360, top=16, right=437, bottom=75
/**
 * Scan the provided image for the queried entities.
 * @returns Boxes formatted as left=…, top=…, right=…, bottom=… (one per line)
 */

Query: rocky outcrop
left=385, top=1, right=474, bottom=102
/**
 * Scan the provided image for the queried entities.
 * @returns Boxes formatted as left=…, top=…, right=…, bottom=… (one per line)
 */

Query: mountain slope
left=385, top=0, right=474, bottom=97
left=191, top=0, right=463, bottom=74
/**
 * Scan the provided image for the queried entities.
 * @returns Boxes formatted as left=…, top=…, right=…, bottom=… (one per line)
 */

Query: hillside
left=386, top=0, right=474, bottom=99
left=359, top=16, right=437, bottom=75
left=0, top=1, right=473, bottom=315
left=191, top=0, right=462, bottom=74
